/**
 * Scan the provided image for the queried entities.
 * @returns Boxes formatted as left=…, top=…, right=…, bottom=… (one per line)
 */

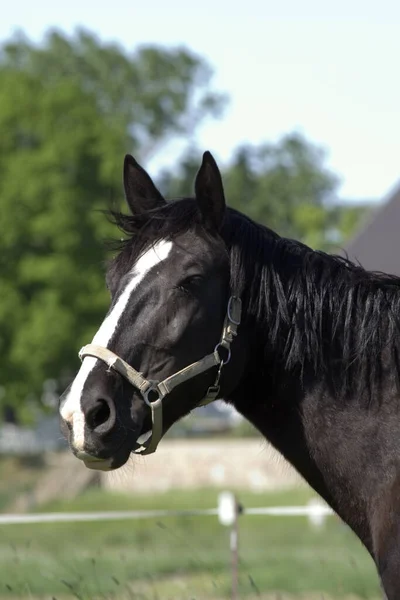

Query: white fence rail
left=0, top=498, right=333, bottom=526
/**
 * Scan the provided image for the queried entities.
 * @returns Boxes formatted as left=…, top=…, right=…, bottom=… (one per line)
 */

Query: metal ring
left=142, top=384, right=163, bottom=407
left=214, top=343, right=231, bottom=365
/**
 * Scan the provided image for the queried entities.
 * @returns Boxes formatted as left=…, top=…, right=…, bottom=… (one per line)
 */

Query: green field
left=0, top=485, right=381, bottom=600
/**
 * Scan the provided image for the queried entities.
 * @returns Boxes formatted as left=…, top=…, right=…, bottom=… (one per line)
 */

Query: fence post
left=218, top=491, right=241, bottom=600
left=231, top=497, right=240, bottom=600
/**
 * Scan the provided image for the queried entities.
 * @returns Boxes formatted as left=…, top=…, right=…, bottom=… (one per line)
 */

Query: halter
left=78, top=296, right=242, bottom=456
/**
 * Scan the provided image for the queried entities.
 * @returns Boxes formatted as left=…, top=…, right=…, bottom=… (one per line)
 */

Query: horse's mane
left=109, top=198, right=400, bottom=399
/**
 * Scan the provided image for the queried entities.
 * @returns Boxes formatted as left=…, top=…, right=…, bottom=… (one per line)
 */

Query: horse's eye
left=177, top=275, right=204, bottom=294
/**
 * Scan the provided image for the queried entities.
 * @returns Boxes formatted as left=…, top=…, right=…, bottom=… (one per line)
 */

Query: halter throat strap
left=78, top=296, right=242, bottom=456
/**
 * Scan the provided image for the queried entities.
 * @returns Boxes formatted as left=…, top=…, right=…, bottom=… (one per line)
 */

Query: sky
left=1, top=0, right=400, bottom=201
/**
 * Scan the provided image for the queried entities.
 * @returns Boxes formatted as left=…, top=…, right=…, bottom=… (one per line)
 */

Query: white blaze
left=60, top=240, right=172, bottom=450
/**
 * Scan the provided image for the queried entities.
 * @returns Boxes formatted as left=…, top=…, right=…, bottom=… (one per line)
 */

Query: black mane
left=109, top=198, right=400, bottom=400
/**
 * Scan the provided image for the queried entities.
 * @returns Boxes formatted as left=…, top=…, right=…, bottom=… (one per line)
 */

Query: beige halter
left=78, top=296, right=242, bottom=455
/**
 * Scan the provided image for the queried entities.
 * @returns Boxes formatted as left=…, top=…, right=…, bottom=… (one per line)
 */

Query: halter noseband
left=78, top=296, right=242, bottom=456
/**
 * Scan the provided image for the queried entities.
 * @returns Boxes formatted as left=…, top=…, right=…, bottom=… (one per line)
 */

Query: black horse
left=60, top=151, right=400, bottom=597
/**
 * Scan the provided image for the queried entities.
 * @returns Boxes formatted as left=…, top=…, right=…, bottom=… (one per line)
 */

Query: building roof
left=344, top=181, right=400, bottom=276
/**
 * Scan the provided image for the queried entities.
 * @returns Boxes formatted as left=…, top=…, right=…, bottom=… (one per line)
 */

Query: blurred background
left=0, top=1, right=398, bottom=598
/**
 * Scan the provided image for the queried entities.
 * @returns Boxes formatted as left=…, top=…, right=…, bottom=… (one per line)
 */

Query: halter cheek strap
left=78, top=296, right=242, bottom=456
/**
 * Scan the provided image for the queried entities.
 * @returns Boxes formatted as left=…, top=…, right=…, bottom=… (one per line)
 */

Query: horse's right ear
left=194, top=151, right=226, bottom=231
left=123, top=154, right=166, bottom=215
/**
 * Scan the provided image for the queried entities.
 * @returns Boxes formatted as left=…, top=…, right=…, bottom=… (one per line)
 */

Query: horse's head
left=59, top=152, right=244, bottom=470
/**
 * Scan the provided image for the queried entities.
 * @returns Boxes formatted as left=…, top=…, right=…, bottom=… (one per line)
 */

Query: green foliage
left=162, top=134, right=370, bottom=252
left=0, top=29, right=225, bottom=413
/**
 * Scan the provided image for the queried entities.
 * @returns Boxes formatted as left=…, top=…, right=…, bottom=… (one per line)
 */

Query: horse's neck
left=229, top=374, right=373, bottom=549
left=231, top=376, right=332, bottom=498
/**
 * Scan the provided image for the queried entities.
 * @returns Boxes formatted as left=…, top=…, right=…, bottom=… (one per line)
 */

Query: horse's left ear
left=194, top=151, right=226, bottom=231
left=123, top=154, right=166, bottom=215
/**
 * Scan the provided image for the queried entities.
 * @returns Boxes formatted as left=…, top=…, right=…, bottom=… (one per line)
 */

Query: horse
left=59, top=151, right=400, bottom=598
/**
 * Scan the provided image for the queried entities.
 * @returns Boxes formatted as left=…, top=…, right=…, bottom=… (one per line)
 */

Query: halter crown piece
left=78, top=296, right=242, bottom=456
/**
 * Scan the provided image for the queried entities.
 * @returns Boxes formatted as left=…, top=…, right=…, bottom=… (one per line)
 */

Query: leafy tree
left=0, top=29, right=225, bottom=417
left=161, top=134, right=368, bottom=251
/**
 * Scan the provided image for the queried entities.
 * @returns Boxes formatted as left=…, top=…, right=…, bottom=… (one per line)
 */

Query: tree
left=225, top=134, right=337, bottom=249
left=161, top=134, right=368, bottom=252
left=0, top=29, right=225, bottom=417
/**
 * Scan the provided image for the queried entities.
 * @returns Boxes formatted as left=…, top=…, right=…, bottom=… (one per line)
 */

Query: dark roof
left=344, top=181, right=400, bottom=276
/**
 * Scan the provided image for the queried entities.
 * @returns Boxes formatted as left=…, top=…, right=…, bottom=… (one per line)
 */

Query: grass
left=0, top=485, right=381, bottom=599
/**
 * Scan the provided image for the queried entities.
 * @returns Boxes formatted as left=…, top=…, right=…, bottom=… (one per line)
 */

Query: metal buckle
left=204, top=385, right=220, bottom=402
left=227, top=296, right=242, bottom=326
left=201, top=354, right=226, bottom=405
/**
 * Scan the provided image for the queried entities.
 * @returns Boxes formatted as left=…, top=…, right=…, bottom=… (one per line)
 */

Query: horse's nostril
left=86, top=399, right=111, bottom=431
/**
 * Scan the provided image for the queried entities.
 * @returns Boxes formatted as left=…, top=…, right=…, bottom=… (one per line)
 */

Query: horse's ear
left=123, top=154, right=166, bottom=215
left=194, top=151, right=226, bottom=231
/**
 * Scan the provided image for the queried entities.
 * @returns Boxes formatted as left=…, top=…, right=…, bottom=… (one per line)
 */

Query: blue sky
left=1, top=0, right=399, bottom=201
